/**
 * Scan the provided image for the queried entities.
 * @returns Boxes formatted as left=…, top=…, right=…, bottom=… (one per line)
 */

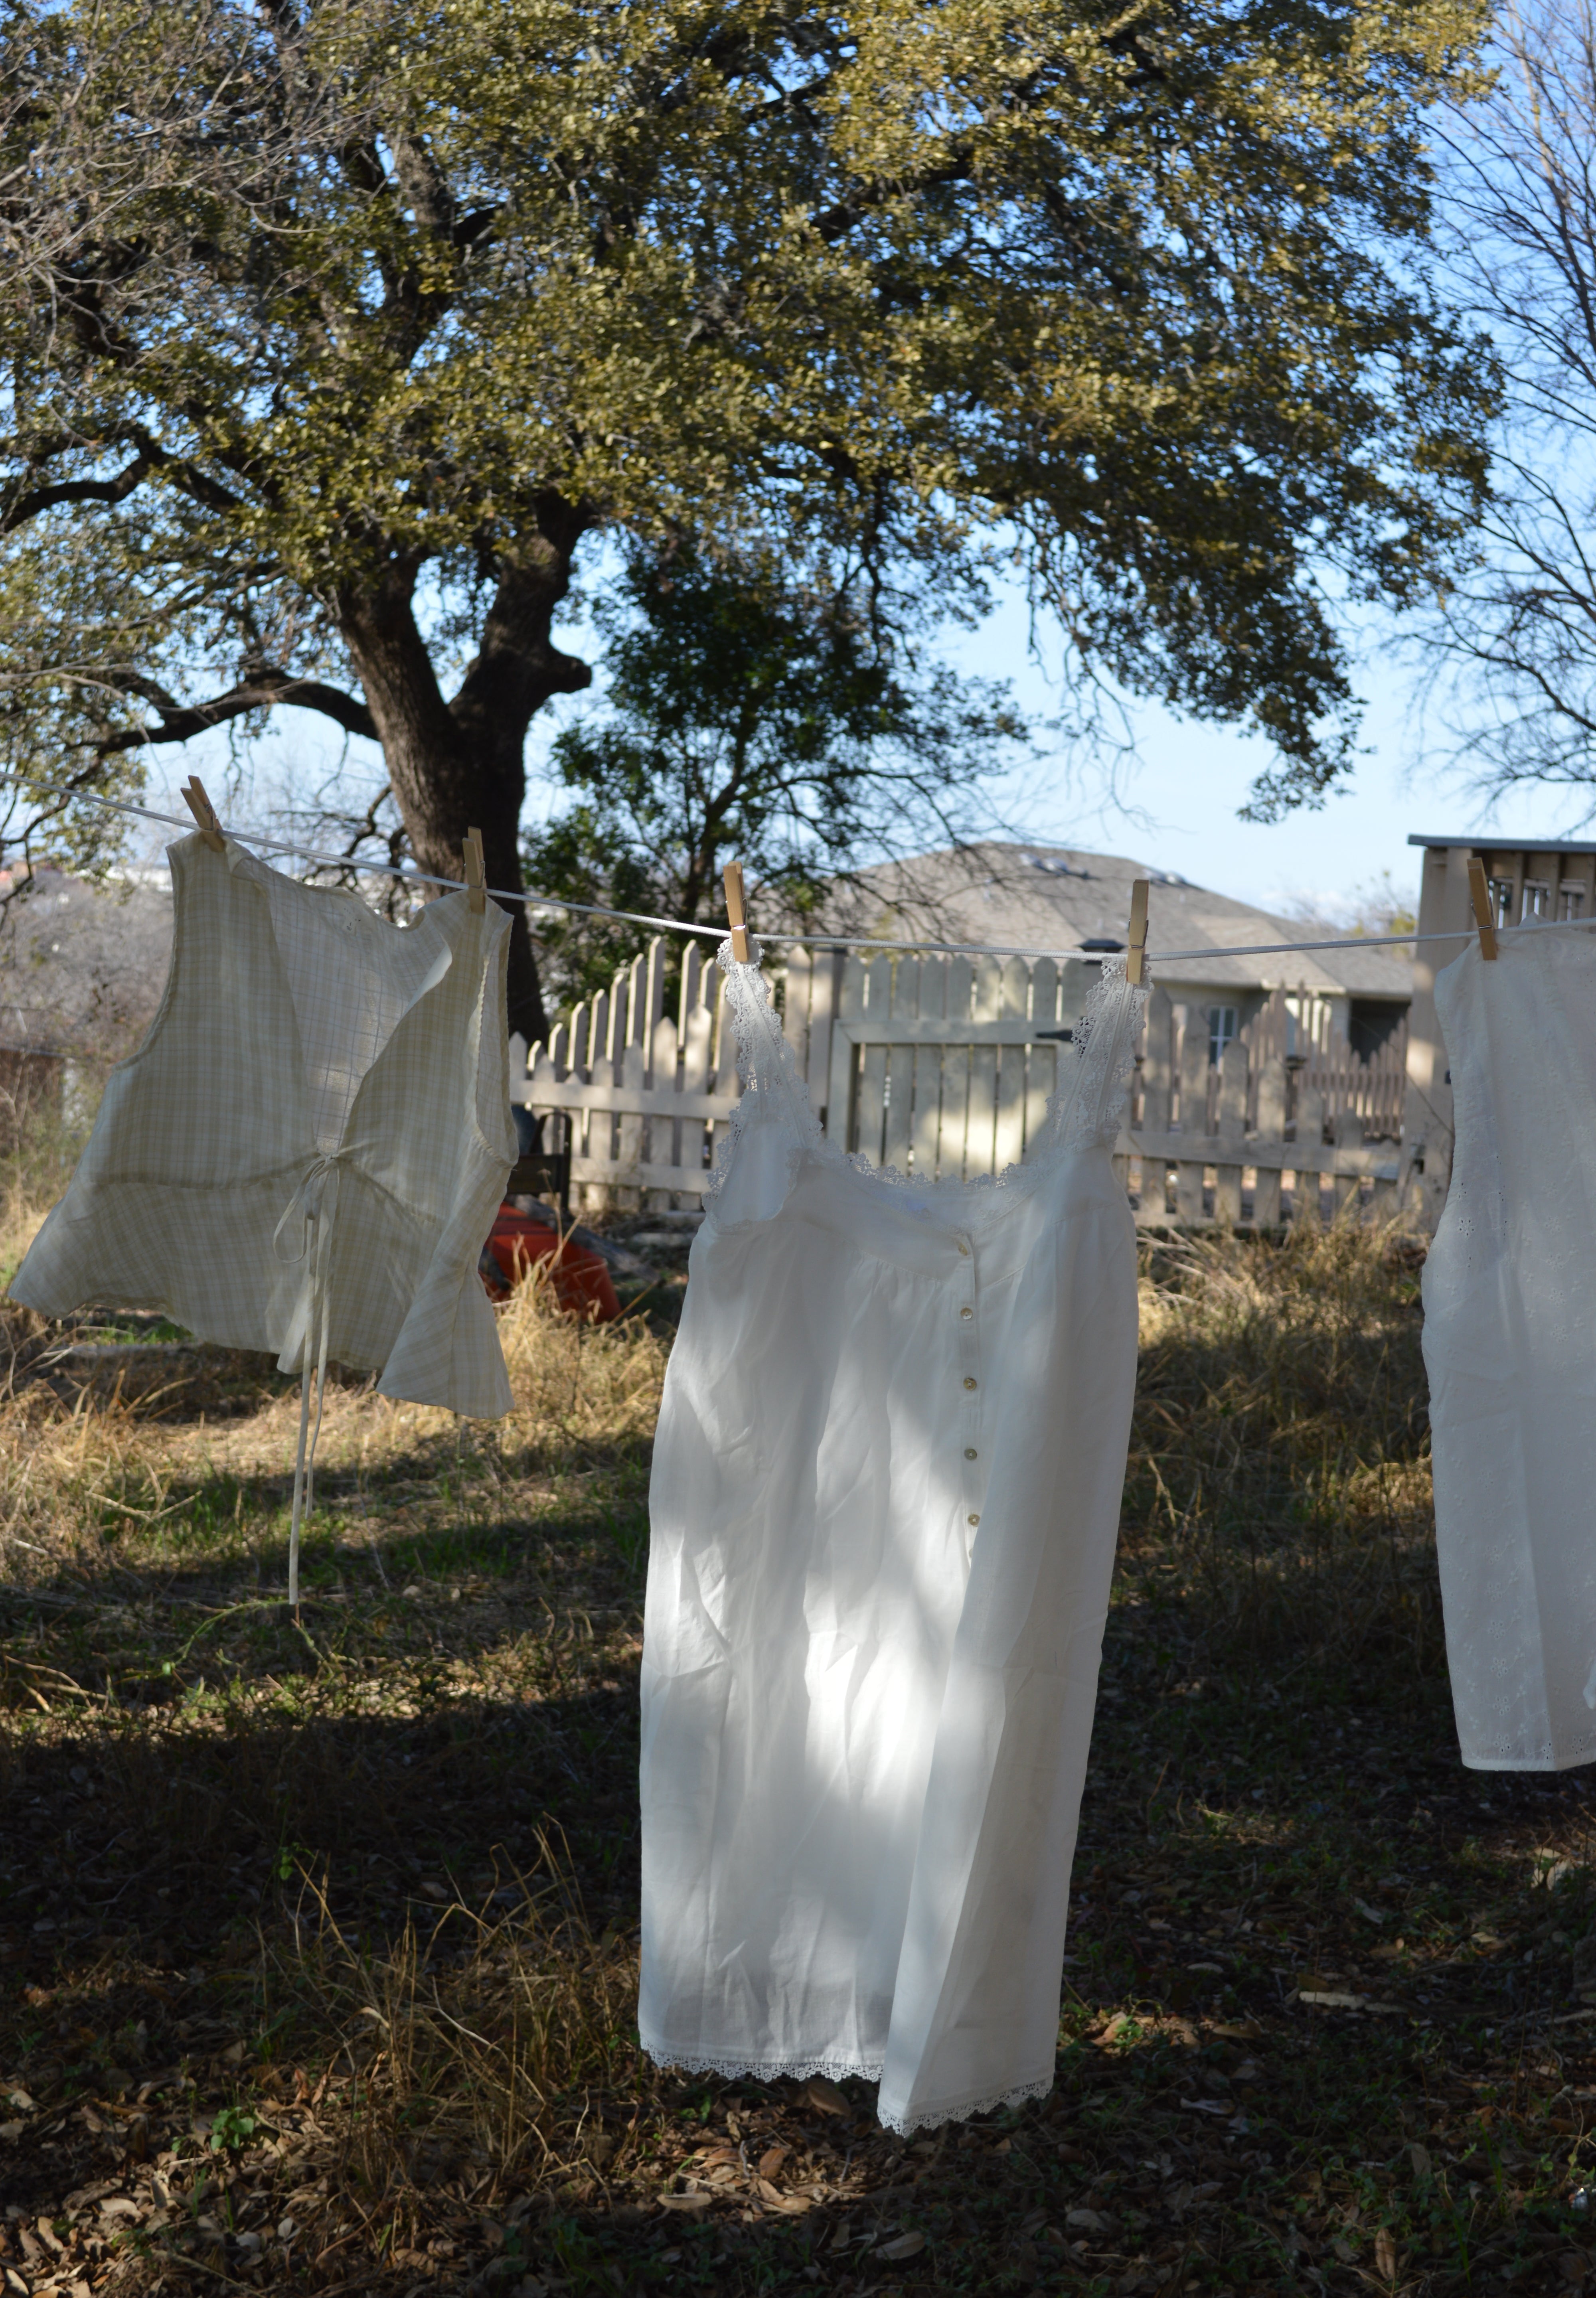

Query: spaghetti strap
left=705, top=937, right=1146, bottom=1212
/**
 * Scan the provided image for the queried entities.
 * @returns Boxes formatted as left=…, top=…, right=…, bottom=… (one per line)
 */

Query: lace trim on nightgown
left=643, top=2041, right=1053, bottom=2134
left=702, top=932, right=1147, bottom=1212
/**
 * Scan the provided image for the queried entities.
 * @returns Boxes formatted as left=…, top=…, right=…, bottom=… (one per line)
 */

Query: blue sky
left=938, top=586, right=1596, bottom=921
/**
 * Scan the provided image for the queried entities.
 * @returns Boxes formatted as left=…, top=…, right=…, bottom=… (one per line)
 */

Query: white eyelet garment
left=10, top=832, right=518, bottom=1416
left=640, top=942, right=1146, bottom=2132
left=1423, top=931, right=1596, bottom=1770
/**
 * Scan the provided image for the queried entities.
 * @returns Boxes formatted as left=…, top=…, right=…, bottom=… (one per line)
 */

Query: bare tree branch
left=92, top=666, right=378, bottom=753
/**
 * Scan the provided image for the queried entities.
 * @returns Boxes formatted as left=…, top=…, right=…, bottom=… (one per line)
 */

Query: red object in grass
left=479, top=1203, right=622, bottom=1321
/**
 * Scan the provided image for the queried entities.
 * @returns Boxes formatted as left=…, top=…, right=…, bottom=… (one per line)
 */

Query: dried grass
left=268, top=1846, right=650, bottom=2196
left=4, top=1192, right=1481, bottom=2298
left=1124, top=1215, right=1439, bottom=1669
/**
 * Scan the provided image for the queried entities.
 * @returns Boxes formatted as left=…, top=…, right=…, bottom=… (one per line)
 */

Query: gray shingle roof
left=825, top=843, right=1412, bottom=999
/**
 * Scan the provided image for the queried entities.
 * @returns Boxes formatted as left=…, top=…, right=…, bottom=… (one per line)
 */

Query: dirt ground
left=4, top=1224, right=1596, bottom=2298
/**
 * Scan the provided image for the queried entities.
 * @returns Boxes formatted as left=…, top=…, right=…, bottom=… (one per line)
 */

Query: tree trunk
left=336, top=507, right=591, bottom=1046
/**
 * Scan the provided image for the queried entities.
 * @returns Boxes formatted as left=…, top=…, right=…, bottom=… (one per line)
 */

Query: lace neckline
left=705, top=937, right=1147, bottom=1220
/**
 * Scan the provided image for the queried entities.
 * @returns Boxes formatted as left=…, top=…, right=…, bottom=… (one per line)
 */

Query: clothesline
left=3, top=772, right=1587, bottom=968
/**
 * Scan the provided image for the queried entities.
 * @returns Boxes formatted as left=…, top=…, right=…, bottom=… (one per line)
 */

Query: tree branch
left=0, top=454, right=155, bottom=535
left=808, top=152, right=977, bottom=245
left=93, top=667, right=377, bottom=754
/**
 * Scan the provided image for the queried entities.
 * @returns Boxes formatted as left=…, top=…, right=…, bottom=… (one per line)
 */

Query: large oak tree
left=1, top=0, right=1495, bottom=1037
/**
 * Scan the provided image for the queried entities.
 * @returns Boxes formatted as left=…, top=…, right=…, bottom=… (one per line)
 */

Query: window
left=1521, top=880, right=1550, bottom=922
left=1207, top=1005, right=1238, bottom=1066
left=1349, top=1001, right=1404, bottom=1062
left=1487, top=876, right=1514, bottom=930
left=1562, top=883, right=1588, bottom=921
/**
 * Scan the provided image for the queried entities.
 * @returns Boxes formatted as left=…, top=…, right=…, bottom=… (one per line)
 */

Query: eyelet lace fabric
left=642, top=942, right=1147, bottom=2131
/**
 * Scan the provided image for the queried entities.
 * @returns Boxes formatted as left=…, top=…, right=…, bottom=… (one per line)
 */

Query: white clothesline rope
left=4, top=774, right=1589, bottom=968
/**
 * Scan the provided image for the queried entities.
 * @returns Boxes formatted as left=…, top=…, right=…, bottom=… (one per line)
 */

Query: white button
left=963, top=1377, right=978, bottom=1391
left=959, top=1306, right=973, bottom=1321
left=967, top=1512, right=981, bottom=1528
left=964, top=1446, right=978, bottom=1460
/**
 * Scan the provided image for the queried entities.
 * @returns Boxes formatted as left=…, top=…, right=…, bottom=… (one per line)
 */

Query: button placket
left=954, top=1232, right=984, bottom=1547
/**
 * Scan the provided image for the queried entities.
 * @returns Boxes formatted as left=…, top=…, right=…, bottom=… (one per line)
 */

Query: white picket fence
left=510, top=939, right=1409, bottom=1226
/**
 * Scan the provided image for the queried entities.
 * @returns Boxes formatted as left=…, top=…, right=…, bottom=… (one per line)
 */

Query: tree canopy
left=0, top=0, right=1497, bottom=1032
left=523, top=544, right=1026, bottom=1003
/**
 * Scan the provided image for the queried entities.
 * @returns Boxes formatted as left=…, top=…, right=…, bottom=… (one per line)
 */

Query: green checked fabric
left=12, top=831, right=517, bottom=1420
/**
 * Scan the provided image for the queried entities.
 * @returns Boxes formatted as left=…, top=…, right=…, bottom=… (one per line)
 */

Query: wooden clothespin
left=462, top=827, right=486, bottom=915
left=1125, top=877, right=1150, bottom=986
left=180, top=776, right=225, bottom=853
left=1467, top=857, right=1499, bottom=959
left=723, top=860, right=750, bottom=963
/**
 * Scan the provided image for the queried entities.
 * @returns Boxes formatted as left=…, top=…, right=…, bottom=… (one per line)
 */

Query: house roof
left=829, top=843, right=1414, bottom=999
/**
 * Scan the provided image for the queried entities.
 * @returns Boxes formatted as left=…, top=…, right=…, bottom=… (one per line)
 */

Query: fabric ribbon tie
left=274, top=1151, right=354, bottom=1612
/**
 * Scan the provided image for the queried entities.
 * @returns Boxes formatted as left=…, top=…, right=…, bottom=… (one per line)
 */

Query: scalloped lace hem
left=886, top=2073, right=1054, bottom=2137
left=640, top=2041, right=1053, bottom=2133
left=643, top=2043, right=883, bottom=2086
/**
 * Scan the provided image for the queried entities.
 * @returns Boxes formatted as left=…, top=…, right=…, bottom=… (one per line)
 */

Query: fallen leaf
left=1067, top=2209, right=1112, bottom=2233
left=1209, top=2020, right=1262, bottom=2041
left=1356, top=1899, right=1390, bottom=1926
left=801, top=2077, right=849, bottom=2116
left=1375, top=2227, right=1397, bottom=2281
left=877, top=2229, right=926, bottom=2260
left=658, top=2193, right=712, bottom=2213
left=757, top=2145, right=789, bottom=2181
left=1298, top=1989, right=1404, bottom=2014
left=1408, top=2143, right=1432, bottom=2177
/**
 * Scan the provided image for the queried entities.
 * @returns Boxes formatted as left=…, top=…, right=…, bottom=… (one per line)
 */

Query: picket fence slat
left=510, top=936, right=1411, bottom=1222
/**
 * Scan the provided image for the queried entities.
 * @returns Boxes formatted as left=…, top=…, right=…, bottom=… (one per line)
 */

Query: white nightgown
left=639, top=941, right=1146, bottom=2132
left=1424, top=930, right=1596, bottom=1770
